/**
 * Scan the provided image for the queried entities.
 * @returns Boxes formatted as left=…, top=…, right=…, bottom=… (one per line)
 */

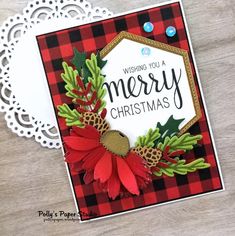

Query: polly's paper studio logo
left=38, top=210, right=97, bottom=222
left=101, top=32, right=201, bottom=146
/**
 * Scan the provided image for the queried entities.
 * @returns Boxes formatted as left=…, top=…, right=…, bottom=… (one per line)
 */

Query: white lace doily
left=0, top=0, right=113, bottom=149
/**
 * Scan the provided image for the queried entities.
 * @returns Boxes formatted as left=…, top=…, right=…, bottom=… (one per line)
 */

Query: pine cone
left=132, top=147, right=162, bottom=168
left=82, top=112, right=110, bottom=135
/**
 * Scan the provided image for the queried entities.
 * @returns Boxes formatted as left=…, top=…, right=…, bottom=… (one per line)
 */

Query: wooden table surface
left=0, top=0, right=235, bottom=235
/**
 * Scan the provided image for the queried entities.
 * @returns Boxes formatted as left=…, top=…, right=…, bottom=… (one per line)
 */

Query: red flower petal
left=70, top=162, right=83, bottom=172
left=116, top=157, right=139, bottom=195
left=72, top=125, right=100, bottom=140
left=107, top=158, right=120, bottom=200
left=83, top=171, right=94, bottom=184
left=94, top=151, right=112, bottom=183
left=82, top=146, right=106, bottom=170
left=136, top=176, right=147, bottom=189
left=65, top=150, right=88, bottom=163
left=125, top=152, right=150, bottom=180
left=64, top=136, right=100, bottom=151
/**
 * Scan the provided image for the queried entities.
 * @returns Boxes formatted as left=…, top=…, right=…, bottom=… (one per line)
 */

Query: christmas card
left=36, top=0, right=224, bottom=222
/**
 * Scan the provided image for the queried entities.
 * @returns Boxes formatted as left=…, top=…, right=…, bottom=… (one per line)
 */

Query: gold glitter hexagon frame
left=100, top=31, right=201, bottom=135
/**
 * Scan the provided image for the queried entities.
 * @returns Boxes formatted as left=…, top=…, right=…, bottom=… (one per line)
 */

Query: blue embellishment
left=143, top=22, right=154, bottom=33
left=141, top=47, right=151, bottom=57
left=166, top=26, right=176, bottom=37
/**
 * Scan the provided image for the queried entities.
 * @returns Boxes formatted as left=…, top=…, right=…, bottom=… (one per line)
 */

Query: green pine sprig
left=157, top=133, right=202, bottom=152
left=135, top=128, right=161, bottom=148
left=153, top=158, right=210, bottom=177
left=57, top=104, right=83, bottom=127
left=86, top=53, right=106, bottom=110
left=61, top=62, right=79, bottom=102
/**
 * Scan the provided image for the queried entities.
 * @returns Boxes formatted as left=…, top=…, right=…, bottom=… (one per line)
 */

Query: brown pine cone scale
left=132, top=146, right=162, bottom=168
left=82, top=112, right=110, bottom=135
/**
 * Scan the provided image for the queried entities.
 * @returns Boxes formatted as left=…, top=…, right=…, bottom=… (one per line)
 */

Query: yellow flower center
left=100, top=130, right=130, bottom=157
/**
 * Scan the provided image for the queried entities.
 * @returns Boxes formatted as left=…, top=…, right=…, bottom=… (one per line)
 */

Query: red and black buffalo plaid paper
left=36, top=1, right=224, bottom=221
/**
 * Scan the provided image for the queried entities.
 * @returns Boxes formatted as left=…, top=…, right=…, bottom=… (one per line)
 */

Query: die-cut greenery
left=58, top=52, right=107, bottom=123
left=134, top=116, right=209, bottom=177
left=155, top=115, right=185, bottom=144
left=58, top=48, right=210, bottom=180
left=58, top=103, right=83, bottom=127
left=71, top=48, right=107, bottom=84
left=135, top=128, right=161, bottom=148
left=85, top=53, right=106, bottom=110
left=61, top=62, right=79, bottom=103
left=153, top=158, right=210, bottom=177
left=157, top=133, right=202, bottom=152
left=71, top=49, right=86, bottom=75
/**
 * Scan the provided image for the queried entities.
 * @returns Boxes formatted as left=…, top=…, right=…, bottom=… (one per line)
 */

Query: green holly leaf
left=71, top=49, right=107, bottom=85
left=82, top=64, right=92, bottom=85
left=57, top=104, right=83, bottom=127
left=71, top=48, right=87, bottom=74
left=155, top=115, right=185, bottom=144
left=96, top=51, right=107, bottom=69
left=157, top=133, right=202, bottom=152
left=153, top=158, right=210, bottom=177
left=135, top=128, right=161, bottom=148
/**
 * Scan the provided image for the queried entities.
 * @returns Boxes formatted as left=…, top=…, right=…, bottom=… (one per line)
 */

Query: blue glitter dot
left=141, top=47, right=151, bottom=56
left=143, top=22, right=154, bottom=33
left=166, top=26, right=176, bottom=37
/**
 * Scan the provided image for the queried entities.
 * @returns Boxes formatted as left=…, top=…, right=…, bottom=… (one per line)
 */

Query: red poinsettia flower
left=64, top=125, right=151, bottom=200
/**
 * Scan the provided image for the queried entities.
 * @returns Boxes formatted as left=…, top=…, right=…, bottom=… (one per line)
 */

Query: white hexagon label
left=100, top=32, right=201, bottom=146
